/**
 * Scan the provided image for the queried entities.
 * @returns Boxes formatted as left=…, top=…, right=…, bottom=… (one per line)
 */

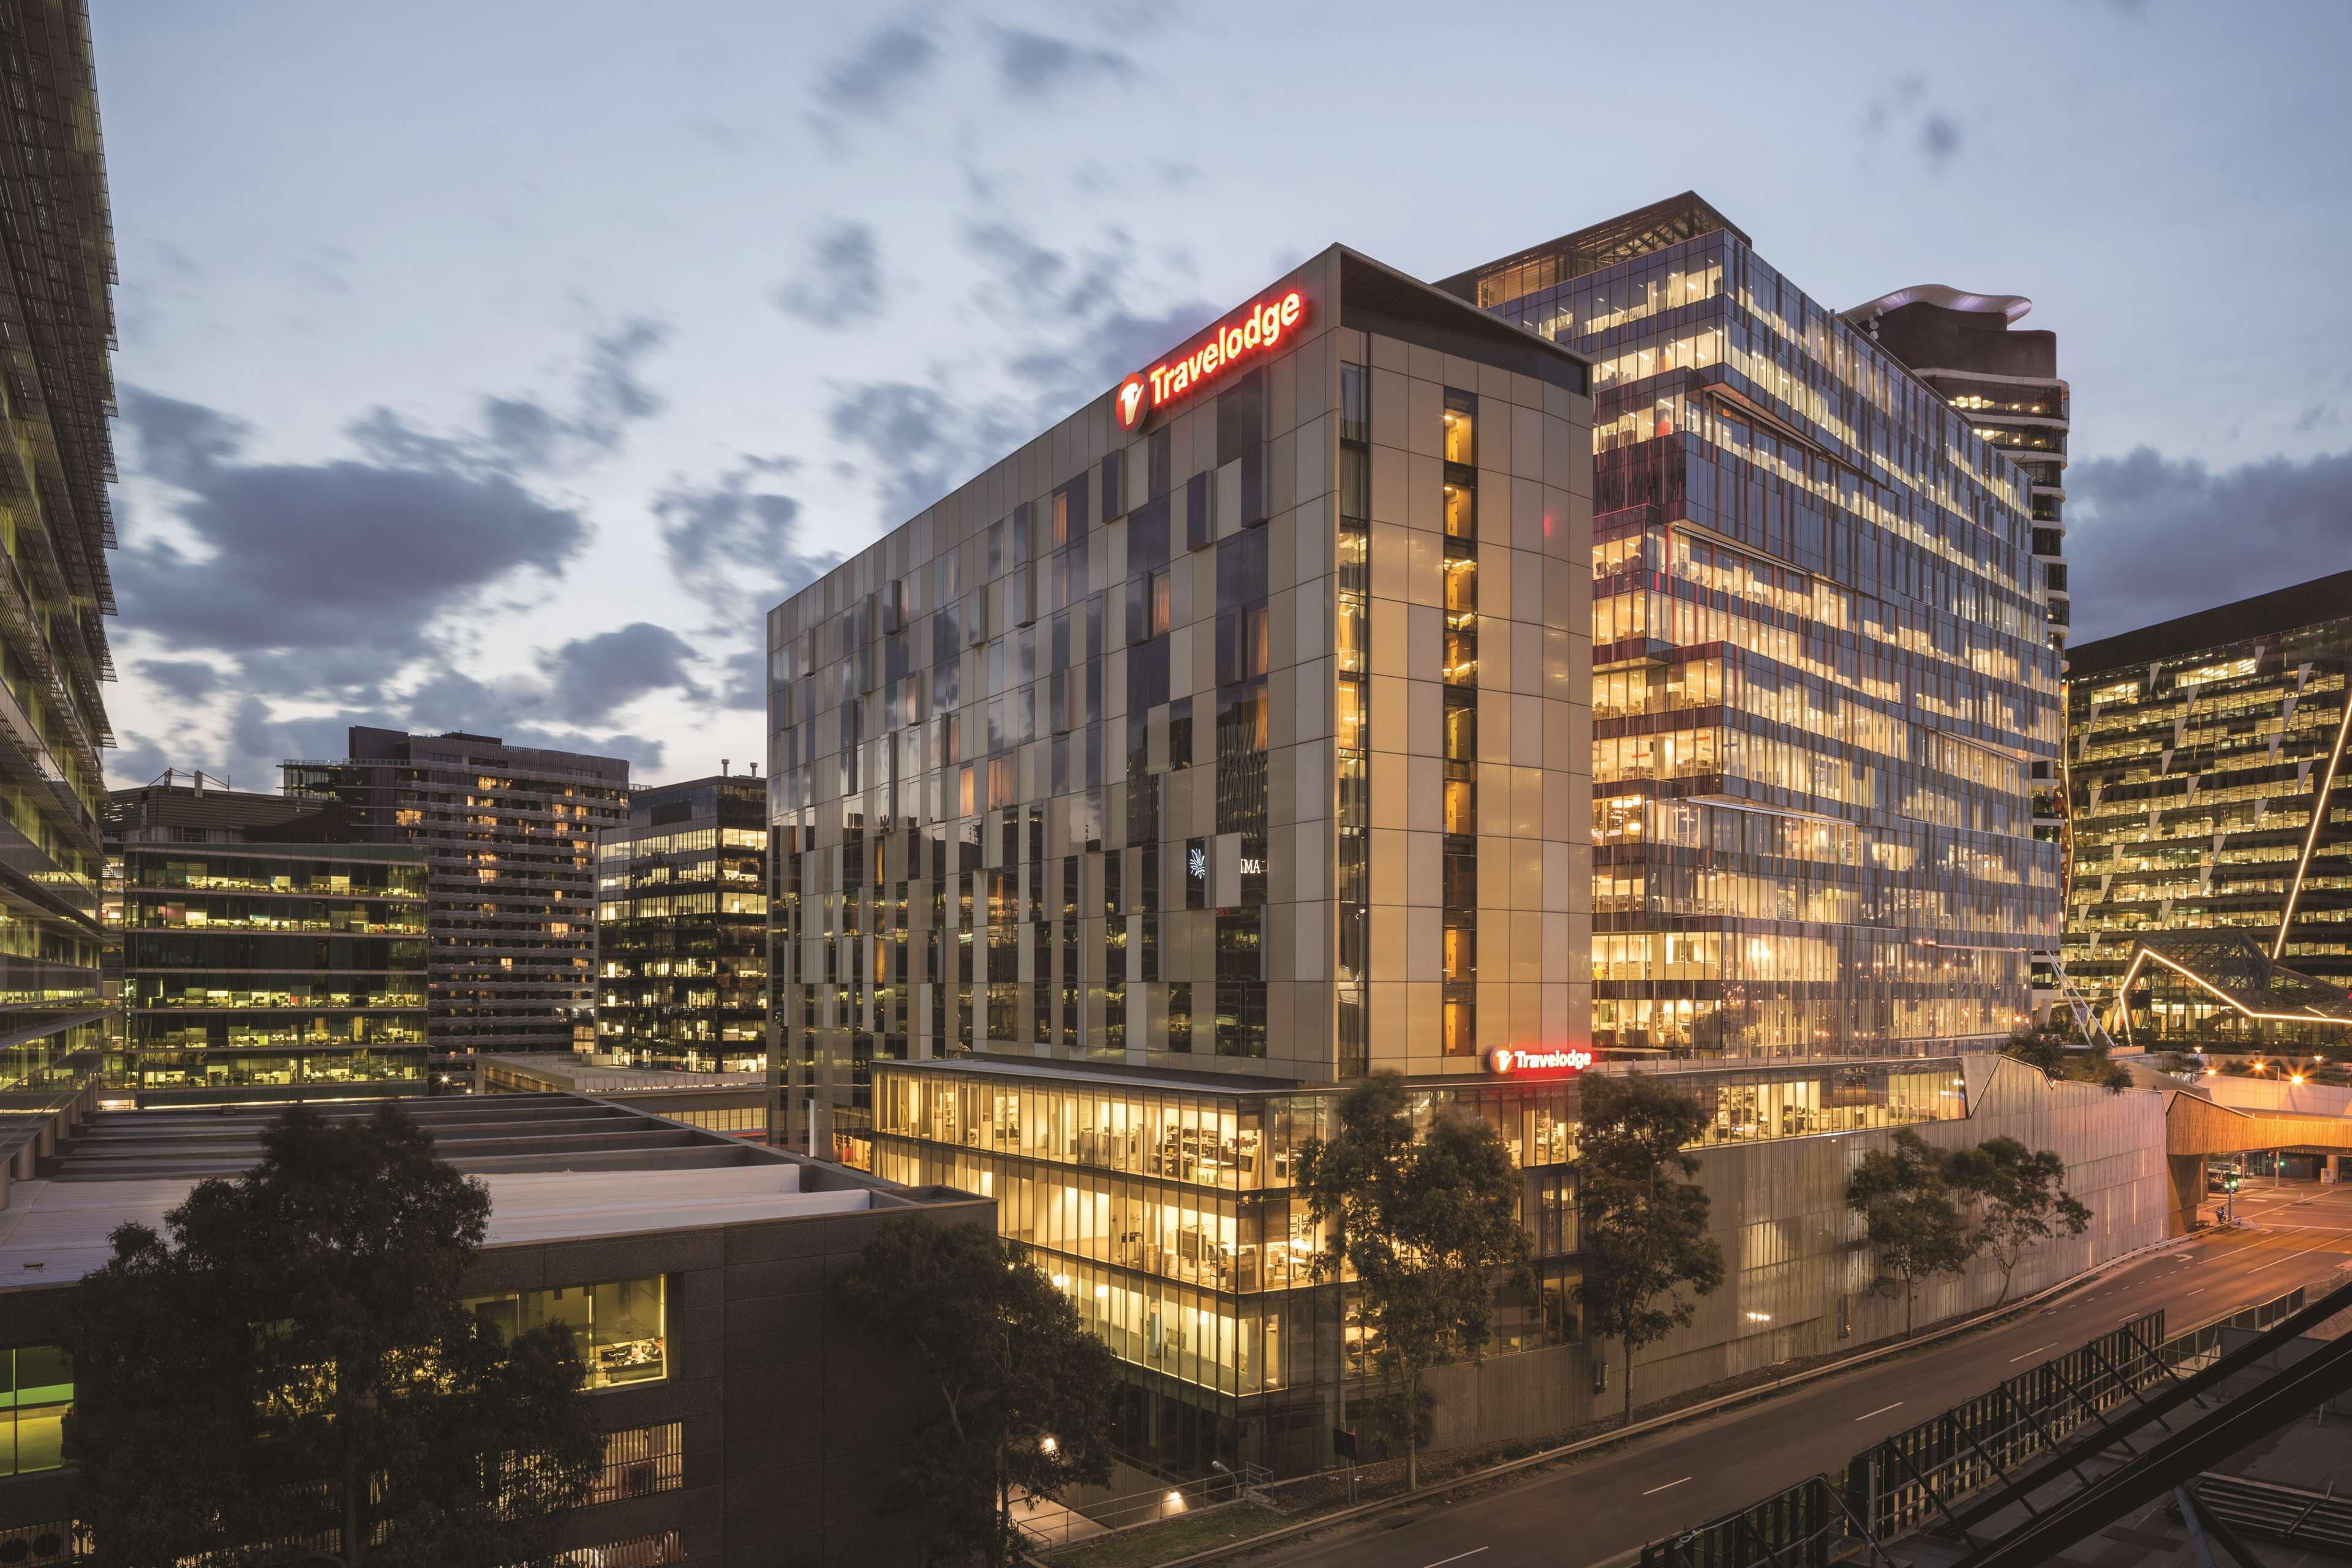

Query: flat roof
left=2068, top=568, right=2352, bottom=677
left=0, top=1164, right=872, bottom=1290
left=477, top=1053, right=764, bottom=1093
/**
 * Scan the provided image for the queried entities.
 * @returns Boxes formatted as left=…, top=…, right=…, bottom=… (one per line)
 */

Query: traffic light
left=2225, top=1172, right=2241, bottom=1193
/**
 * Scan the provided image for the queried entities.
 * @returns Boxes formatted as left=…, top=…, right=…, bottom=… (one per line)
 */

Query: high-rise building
left=0, top=1, right=119, bottom=1097
left=2062, top=570, right=2352, bottom=1048
left=595, top=771, right=769, bottom=1071
left=767, top=247, right=1596, bottom=1150
left=285, top=729, right=628, bottom=1056
left=1845, top=284, right=2072, bottom=1011
left=104, top=776, right=427, bottom=1101
left=1438, top=192, right=2061, bottom=1059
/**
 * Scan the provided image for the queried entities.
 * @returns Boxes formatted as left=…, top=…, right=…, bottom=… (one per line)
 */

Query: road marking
left=1856, top=1401, right=1905, bottom=1422
left=2247, top=1243, right=2329, bottom=1274
left=1420, top=1552, right=1489, bottom=1568
left=2007, top=1344, right=2051, bottom=1363
left=2187, top=1288, right=2207, bottom=1296
left=1642, top=1478, right=1691, bottom=1497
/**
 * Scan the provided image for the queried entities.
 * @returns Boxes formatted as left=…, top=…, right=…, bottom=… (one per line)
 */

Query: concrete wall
left=1421, top=1055, right=2168, bottom=1453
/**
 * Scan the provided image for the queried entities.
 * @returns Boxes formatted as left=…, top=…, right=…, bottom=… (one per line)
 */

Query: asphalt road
left=1259, top=1178, right=2352, bottom=1568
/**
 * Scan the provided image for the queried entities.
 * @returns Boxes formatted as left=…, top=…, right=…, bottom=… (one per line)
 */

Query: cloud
left=822, top=216, right=1212, bottom=527
left=654, top=455, right=839, bottom=624
left=812, top=15, right=943, bottom=123
left=2067, top=445, right=2352, bottom=641
left=119, top=387, right=589, bottom=683
left=537, top=624, right=706, bottom=725
left=1863, top=76, right=1964, bottom=175
left=772, top=221, right=883, bottom=329
left=349, top=316, right=669, bottom=477
left=987, top=25, right=1133, bottom=99
left=135, top=658, right=222, bottom=704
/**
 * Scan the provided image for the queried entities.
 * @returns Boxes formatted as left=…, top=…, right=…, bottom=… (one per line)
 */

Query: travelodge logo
left=1487, top=1045, right=1593, bottom=1077
left=1114, top=289, right=1307, bottom=432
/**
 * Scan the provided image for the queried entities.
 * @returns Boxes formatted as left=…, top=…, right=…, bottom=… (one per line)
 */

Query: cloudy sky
left=92, top=0, right=2352, bottom=788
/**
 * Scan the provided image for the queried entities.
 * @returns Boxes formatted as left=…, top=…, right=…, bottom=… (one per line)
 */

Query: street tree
left=1296, top=1072, right=1535, bottom=1488
left=1950, top=1136, right=2092, bottom=1304
left=1847, top=1128, right=1978, bottom=1335
left=1569, top=1072, right=1726, bottom=1425
left=66, top=1104, right=603, bottom=1568
left=837, top=1218, right=1118, bottom=1567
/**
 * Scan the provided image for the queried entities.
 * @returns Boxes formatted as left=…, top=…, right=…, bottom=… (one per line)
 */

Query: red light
left=1117, top=290, right=1305, bottom=432
left=1487, top=1045, right=1592, bottom=1077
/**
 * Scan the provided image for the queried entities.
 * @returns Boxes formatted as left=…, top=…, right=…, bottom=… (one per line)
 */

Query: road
left=1258, top=1178, right=2352, bottom=1568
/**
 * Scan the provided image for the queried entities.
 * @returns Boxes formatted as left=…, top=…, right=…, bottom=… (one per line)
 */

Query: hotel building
left=2062, top=570, right=2352, bottom=1047
left=595, top=771, right=769, bottom=1072
left=0, top=0, right=119, bottom=1104
left=285, top=729, right=629, bottom=1057
left=104, top=777, right=427, bottom=1101
left=1439, top=193, right=2061, bottom=1058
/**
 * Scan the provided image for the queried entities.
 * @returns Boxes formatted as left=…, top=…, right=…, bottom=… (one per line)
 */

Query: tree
left=1846, top=1128, right=1977, bottom=1336
left=1296, top=1072, right=1534, bottom=1488
left=1569, top=1073, right=1726, bottom=1426
left=66, top=1104, right=602, bottom=1568
left=837, top=1218, right=1118, bottom=1567
left=1951, top=1136, right=2093, bottom=1305
left=2002, top=1027, right=2133, bottom=1092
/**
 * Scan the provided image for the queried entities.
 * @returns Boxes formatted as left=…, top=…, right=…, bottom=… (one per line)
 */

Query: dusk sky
left=93, top=0, right=2352, bottom=787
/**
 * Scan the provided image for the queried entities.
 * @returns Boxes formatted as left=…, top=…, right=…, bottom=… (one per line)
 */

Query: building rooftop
left=2068, top=569, right=2352, bottom=677
left=1433, top=190, right=1751, bottom=307
left=477, top=1054, right=764, bottom=1095
left=0, top=1092, right=911, bottom=1291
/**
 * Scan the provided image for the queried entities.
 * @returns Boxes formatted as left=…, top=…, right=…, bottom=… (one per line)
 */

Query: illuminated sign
left=1188, top=845, right=1208, bottom=883
left=1238, top=856, right=1265, bottom=876
left=1115, top=290, right=1306, bottom=432
left=1486, top=1046, right=1593, bottom=1077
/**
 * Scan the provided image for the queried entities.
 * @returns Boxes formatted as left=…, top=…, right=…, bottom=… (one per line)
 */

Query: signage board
left=1114, top=289, right=1307, bottom=431
left=1485, top=1045, right=1593, bottom=1077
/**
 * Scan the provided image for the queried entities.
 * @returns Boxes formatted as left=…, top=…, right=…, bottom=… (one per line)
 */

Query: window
left=466, top=1276, right=667, bottom=1389
left=1442, top=388, right=1476, bottom=464
left=0, top=1346, right=70, bottom=1476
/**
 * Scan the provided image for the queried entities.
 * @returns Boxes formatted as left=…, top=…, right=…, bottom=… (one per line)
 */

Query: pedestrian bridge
left=2163, top=1086, right=2352, bottom=1233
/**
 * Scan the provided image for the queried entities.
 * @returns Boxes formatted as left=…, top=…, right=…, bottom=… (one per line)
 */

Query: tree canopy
left=66, top=1104, right=602, bottom=1568
left=1949, top=1136, right=2093, bottom=1303
left=837, top=1218, right=1119, bottom=1567
left=1569, top=1072, right=1725, bottom=1425
left=1846, top=1127, right=1977, bottom=1336
left=1296, top=1072, right=1534, bottom=1487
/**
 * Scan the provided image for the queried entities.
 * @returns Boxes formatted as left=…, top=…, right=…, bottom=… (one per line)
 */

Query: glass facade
left=464, top=1275, right=668, bottom=1389
left=874, top=1057, right=1961, bottom=1471
left=597, top=775, right=769, bottom=1071
left=114, top=842, right=427, bottom=1095
left=2062, top=576, right=2352, bottom=1044
left=1453, top=199, right=2059, bottom=1058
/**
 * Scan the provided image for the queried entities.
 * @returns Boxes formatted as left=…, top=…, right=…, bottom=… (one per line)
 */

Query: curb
left=1104, top=1231, right=2192, bottom=1568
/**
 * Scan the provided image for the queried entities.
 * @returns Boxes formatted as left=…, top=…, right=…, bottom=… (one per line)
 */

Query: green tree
left=1847, top=1128, right=1977, bottom=1336
left=1951, top=1136, right=2093, bottom=1304
left=1569, top=1073, right=1726, bottom=1426
left=66, top=1104, right=601, bottom=1568
left=837, top=1218, right=1118, bottom=1567
left=1297, top=1072, right=1534, bottom=1488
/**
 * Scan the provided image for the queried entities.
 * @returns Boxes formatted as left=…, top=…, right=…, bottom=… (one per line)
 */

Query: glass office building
left=1438, top=193, right=2060, bottom=1060
left=106, top=778, right=426, bottom=1099
left=2062, top=570, right=2352, bottom=1047
left=596, top=773, right=769, bottom=1071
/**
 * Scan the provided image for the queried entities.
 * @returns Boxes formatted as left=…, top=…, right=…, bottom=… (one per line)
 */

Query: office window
left=466, top=1276, right=667, bottom=1389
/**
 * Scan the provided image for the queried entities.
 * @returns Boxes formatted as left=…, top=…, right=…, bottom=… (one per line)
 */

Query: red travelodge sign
left=1115, top=288, right=1306, bottom=432
left=1485, top=1045, right=1593, bottom=1077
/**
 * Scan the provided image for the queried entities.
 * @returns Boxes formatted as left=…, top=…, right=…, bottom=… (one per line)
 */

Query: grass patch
left=1042, top=1502, right=1289, bottom=1567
